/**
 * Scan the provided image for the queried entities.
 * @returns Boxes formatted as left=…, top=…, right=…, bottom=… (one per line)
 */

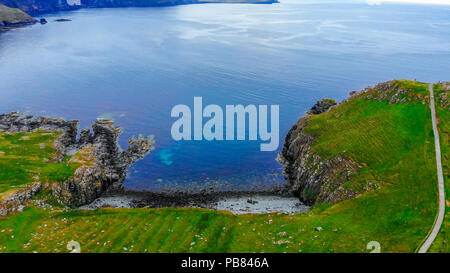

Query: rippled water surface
left=1, top=1, right=449, bottom=191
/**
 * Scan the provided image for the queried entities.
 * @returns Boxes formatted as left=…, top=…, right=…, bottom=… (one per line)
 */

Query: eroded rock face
left=53, top=120, right=155, bottom=207
left=0, top=112, right=154, bottom=208
left=277, top=117, right=360, bottom=206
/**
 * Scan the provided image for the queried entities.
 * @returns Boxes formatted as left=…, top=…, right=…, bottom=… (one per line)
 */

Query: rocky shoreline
left=3, top=81, right=440, bottom=214
left=79, top=190, right=309, bottom=214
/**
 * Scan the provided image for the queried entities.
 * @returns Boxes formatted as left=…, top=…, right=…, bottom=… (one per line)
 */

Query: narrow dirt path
left=418, top=83, right=446, bottom=253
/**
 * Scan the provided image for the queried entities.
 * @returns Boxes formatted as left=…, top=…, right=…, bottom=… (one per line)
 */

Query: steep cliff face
left=278, top=115, right=361, bottom=206
left=278, top=80, right=430, bottom=206
left=0, top=112, right=154, bottom=212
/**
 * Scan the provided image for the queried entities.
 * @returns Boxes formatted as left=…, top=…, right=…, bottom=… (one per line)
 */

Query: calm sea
left=1, top=1, right=449, bottom=191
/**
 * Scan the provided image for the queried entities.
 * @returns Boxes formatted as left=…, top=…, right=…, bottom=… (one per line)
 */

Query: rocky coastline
left=277, top=99, right=360, bottom=206
left=0, top=112, right=154, bottom=215
left=0, top=0, right=278, bottom=19
left=0, top=111, right=305, bottom=216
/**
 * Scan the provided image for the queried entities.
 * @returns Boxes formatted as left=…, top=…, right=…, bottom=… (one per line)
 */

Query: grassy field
left=0, top=80, right=447, bottom=253
left=429, top=83, right=449, bottom=253
left=0, top=130, right=75, bottom=195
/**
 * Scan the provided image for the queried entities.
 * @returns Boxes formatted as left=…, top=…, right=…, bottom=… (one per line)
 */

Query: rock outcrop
left=277, top=116, right=361, bottom=206
left=0, top=183, right=41, bottom=216
left=437, top=82, right=450, bottom=111
left=348, top=80, right=428, bottom=105
left=51, top=119, right=154, bottom=207
left=0, top=112, right=154, bottom=210
left=307, top=98, right=337, bottom=115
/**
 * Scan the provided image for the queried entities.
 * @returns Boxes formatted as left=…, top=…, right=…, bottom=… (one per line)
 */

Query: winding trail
left=418, top=83, right=446, bottom=253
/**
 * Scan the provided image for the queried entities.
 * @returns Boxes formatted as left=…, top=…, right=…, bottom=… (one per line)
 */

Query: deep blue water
left=0, top=1, right=449, bottom=191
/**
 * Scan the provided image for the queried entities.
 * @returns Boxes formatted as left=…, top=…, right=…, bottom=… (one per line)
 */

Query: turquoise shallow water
left=0, top=1, right=449, bottom=191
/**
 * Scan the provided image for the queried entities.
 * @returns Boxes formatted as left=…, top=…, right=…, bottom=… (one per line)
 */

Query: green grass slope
left=0, top=80, right=447, bottom=253
left=0, top=130, right=75, bottom=195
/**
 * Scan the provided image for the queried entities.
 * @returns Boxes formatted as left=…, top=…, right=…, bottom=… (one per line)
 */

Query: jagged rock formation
left=0, top=112, right=154, bottom=210
left=51, top=119, right=154, bottom=206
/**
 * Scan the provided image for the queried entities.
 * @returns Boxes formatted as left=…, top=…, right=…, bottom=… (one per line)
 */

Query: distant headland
left=0, top=0, right=278, bottom=30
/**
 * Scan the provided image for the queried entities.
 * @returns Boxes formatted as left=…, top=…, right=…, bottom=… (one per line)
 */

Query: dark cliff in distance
left=0, top=0, right=277, bottom=16
left=82, top=0, right=277, bottom=7
left=0, top=0, right=77, bottom=16
left=81, top=0, right=198, bottom=8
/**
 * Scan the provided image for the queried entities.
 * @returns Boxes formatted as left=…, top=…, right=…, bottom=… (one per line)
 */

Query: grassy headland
left=0, top=80, right=447, bottom=253
left=0, top=4, right=36, bottom=28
